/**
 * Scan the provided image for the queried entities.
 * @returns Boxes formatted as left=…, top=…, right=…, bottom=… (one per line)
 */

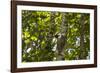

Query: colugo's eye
left=55, top=34, right=59, bottom=38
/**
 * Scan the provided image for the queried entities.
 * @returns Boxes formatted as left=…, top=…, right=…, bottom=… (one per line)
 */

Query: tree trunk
left=56, top=13, right=68, bottom=60
left=79, top=14, right=86, bottom=59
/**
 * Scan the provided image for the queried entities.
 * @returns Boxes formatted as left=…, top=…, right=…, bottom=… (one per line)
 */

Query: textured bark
left=79, top=14, right=86, bottom=59
left=56, top=13, right=67, bottom=60
left=50, top=12, right=55, bottom=38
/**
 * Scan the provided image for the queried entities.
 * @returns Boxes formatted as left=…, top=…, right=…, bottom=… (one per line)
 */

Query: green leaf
left=24, top=32, right=30, bottom=38
left=25, top=39, right=30, bottom=44
left=31, top=36, right=37, bottom=41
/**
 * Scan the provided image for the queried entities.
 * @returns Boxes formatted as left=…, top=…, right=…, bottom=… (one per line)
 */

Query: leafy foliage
left=22, top=10, right=90, bottom=62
